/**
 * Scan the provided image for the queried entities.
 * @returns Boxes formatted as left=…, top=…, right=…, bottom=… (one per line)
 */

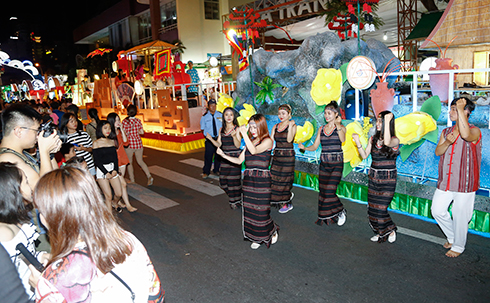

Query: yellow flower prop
left=342, top=121, right=368, bottom=168
left=217, top=93, right=234, bottom=113
left=310, top=68, right=342, bottom=106
left=294, top=121, right=314, bottom=144
left=237, top=103, right=256, bottom=126
left=395, top=111, right=437, bottom=145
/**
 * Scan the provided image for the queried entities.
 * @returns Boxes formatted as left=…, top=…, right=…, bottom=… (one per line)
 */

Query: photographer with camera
left=0, top=104, right=61, bottom=197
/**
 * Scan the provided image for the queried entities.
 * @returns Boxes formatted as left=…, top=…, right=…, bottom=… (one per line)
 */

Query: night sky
left=0, top=0, right=121, bottom=44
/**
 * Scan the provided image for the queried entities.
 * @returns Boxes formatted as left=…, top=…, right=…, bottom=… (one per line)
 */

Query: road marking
left=127, top=183, right=179, bottom=211
left=397, top=227, right=446, bottom=246
left=179, top=158, right=203, bottom=168
left=149, top=165, right=223, bottom=196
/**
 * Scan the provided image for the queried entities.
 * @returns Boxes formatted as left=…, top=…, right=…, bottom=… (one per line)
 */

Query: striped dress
left=270, top=124, right=295, bottom=205
left=317, top=125, right=345, bottom=225
left=219, top=127, right=242, bottom=207
left=367, top=137, right=399, bottom=242
left=242, top=145, right=278, bottom=247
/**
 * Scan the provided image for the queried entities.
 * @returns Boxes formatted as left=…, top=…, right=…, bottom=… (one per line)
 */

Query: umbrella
left=87, top=48, right=113, bottom=58
left=116, top=83, right=135, bottom=108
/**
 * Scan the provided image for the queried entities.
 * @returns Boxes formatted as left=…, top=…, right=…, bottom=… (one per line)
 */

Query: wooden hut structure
left=420, top=0, right=490, bottom=86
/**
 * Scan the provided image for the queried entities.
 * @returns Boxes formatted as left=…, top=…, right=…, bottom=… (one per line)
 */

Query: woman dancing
left=217, top=114, right=279, bottom=249
left=207, top=107, right=243, bottom=209
left=353, top=111, right=398, bottom=243
left=298, top=101, right=346, bottom=226
left=270, top=104, right=297, bottom=213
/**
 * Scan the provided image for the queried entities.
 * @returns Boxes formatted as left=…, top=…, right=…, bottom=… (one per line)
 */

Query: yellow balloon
left=294, top=121, right=314, bottom=143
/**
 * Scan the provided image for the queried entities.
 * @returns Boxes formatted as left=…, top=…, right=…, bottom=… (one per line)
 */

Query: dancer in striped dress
left=207, top=107, right=243, bottom=209
left=270, top=104, right=297, bottom=213
left=298, top=101, right=346, bottom=226
left=353, top=111, right=399, bottom=243
left=217, top=114, right=279, bottom=249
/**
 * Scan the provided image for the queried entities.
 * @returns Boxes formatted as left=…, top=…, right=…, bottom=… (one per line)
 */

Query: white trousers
left=431, top=189, right=475, bottom=253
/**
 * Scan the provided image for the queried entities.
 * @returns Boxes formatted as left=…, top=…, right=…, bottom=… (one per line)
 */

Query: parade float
left=221, top=2, right=490, bottom=235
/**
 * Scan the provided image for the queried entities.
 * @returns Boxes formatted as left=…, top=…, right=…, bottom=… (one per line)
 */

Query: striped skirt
left=270, top=149, right=295, bottom=205
left=368, top=168, right=397, bottom=241
left=242, top=169, right=278, bottom=247
left=219, top=153, right=242, bottom=207
left=316, top=153, right=344, bottom=225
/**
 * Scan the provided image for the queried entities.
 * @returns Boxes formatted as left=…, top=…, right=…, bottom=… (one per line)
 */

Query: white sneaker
left=337, top=212, right=346, bottom=226
left=370, top=235, right=379, bottom=242
left=388, top=231, right=396, bottom=243
left=250, top=242, right=260, bottom=249
left=271, top=231, right=278, bottom=244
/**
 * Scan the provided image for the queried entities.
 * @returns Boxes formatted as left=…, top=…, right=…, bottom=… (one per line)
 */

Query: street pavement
left=116, top=147, right=490, bottom=303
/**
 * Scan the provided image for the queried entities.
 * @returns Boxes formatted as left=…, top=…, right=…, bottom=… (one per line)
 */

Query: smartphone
left=16, top=243, right=44, bottom=272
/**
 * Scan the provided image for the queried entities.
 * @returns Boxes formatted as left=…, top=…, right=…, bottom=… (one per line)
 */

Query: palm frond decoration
left=254, top=76, right=282, bottom=105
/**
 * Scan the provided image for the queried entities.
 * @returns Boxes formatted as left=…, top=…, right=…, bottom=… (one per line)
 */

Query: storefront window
left=204, top=0, right=219, bottom=20
left=161, top=0, right=177, bottom=29
left=138, top=12, right=152, bottom=41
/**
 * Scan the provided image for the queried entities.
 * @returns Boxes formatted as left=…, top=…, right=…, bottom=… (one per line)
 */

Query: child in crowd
left=353, top=111, right=399, bottom=243
left=57, top=143, right=76, bottom=167
left=270, top=104, right=297, bottom=213
left=298, top=101, right=346, bottom=226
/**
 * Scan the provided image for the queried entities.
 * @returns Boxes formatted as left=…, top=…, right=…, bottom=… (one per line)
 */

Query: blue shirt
left=200, top=110, right=222, bottom=138
left=186, top=68, right=200, bottom=93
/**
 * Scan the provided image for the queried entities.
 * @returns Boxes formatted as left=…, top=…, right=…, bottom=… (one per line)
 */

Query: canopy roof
left=122, top=40, right=176, bottom=56
left=405, top=11, right=443, bottom=42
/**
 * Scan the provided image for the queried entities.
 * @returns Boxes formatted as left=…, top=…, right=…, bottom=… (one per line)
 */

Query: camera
left=40, top=121, right=68, bottom=143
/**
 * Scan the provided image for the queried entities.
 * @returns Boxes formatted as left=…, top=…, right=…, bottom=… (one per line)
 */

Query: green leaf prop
left=420, top=95, right=441, bottom=120
left=254, top=76, right=282, bottom=105
left=340, top=62, right=349, bottom=85
left=315, top=104, right=326, bottom=115
left=423, top=129, right=439, bottom=144
left=399, top=139, right=425, bottom=162
left=399, top=95, right=441, bottom=159
left=343, top=162, right=354, bottom=177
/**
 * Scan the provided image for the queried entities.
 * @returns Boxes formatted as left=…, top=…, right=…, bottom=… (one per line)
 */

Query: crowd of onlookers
left=0, top=98, right=164, bottom=302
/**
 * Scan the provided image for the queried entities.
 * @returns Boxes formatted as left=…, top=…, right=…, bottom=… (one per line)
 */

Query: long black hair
left=0, top=162, right=32, bottom=225
left=220, top=107, right=239, bottom=134
left=88, top=108, right=99, bottom=123
left=372, top=110, right=398, bottom=159
left=58, top=112, right=78, bottom=135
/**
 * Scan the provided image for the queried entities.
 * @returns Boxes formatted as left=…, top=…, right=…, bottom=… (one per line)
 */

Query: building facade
left=73, top=0, right=231, bottom=64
